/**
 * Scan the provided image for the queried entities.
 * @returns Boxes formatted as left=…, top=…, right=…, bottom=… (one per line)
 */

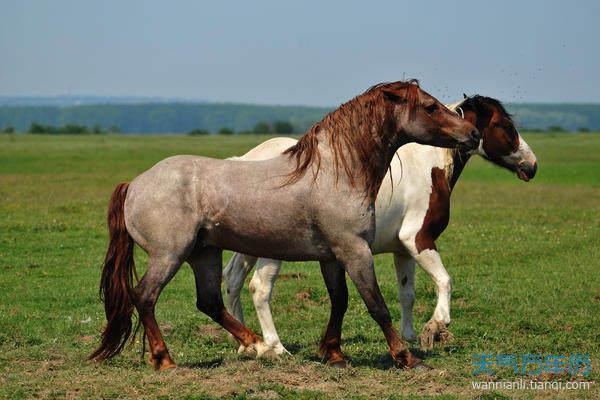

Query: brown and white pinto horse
left=223, top=94, right=537, bottom=355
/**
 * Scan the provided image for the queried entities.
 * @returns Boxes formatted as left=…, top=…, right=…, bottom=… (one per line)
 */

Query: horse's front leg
left=412, top=248, right=453, bottom=350
left=335, top=240, right=423, bottom=369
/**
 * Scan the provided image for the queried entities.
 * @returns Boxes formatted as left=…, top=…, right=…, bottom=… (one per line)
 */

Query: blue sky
left=1, top=0, right=599, bottom=106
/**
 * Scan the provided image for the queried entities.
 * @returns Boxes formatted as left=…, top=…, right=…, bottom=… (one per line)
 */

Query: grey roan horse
left=90, top=80, right=479, bottom=371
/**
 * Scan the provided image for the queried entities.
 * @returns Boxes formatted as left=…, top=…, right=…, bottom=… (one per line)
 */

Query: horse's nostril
left=470, top=130, right=480, bottom=141
left=530, top=161, right=538, bottom=178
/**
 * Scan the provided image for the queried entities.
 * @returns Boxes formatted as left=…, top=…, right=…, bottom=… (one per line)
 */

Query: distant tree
left=59, top=124, right=88, bottom=134
left=547, top=125, right=565, bottom=132
left=188, top=128, right=210, bottom=136
left=252, top=121, right=271, bottom=134
left=577, top=127, right=590, bottom=132
left=109, top=125, right=121, bottom=134
left=1, top=126, right=15, bottom=133
left=92, top=124, right=104, bottom=134
left=218, top=127, right=234, bottom=135
left=273, top=120, right=294, bottom=134
left=29, top=122, right=52, bottom=134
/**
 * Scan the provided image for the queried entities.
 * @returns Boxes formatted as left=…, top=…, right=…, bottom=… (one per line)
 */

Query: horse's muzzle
left=458, top=129, right=481, bottom=151
left=517, top=161, right=537, bottom=181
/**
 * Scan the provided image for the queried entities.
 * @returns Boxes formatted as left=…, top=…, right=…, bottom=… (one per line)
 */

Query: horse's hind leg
left=393, top=253, right=417, bottom=342
left=318, top=260, right=349, bottom=367
left=249, top=258, right=288, bottom=355
left=188, top=246, right=274, bottom=358
left=222, top=253, right=258, bottom=323
left=132, top=255, right=182, bottom=371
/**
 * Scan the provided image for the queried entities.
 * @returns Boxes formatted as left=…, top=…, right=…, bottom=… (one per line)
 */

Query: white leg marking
left=248, top=258, right=289, bottom=355
left=413, top=249, right=452, bottom=325
left=393, top=253, right=417, bottom=342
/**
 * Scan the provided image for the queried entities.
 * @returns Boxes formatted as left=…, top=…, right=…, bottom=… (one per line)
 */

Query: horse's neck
left=443, top=148, right=473, bottom=190
left=316, top=129, right=402, bottom=200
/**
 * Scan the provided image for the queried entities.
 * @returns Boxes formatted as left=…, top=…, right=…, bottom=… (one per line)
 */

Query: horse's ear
left=382, top=89, right=403, bottom=103
left=463, top=93, right=468, bottom=99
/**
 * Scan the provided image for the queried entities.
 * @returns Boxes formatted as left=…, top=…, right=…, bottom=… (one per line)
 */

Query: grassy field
left=0, top=133, right=599, bottom=399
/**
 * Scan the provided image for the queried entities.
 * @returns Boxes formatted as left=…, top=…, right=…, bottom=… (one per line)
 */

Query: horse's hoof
left=158, top=361, right=177, bottom=372
left=412, top=362, right=432, bottom=372
left=273, top=344, right=292, bottom=356
left=237, top=343, right=257, bottom=357
left=149, top=355, right=177, bottom=371
left=420, top=332, right=434, bottom=350
left=419, top=320, right=437, bottom=350
left=402, top=331, right=418, bottom=343
left=419, top=320, right=452, bottom=350
left=256, top=343, right=279, bottom=360
left=438, top=326, right=454, bottom=345
left=327, top=359, right=348, bottom=369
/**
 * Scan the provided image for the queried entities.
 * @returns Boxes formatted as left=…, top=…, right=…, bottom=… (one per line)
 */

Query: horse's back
left=235, top=137, right=298, bottom=161
left=123, top=153, right=336, bottom=261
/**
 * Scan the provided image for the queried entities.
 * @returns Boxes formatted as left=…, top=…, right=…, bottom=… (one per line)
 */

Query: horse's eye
left=424, top=103, right=437, bottom=114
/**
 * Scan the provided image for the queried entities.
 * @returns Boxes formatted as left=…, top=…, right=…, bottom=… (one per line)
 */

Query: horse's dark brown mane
left=284, top=80, right=421, bottom=199
left=465, top=95, right=514, bottom=122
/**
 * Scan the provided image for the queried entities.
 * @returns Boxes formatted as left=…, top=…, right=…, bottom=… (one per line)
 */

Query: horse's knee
left=249, top=278, right=271, bottom=308
left=366, top=303, right=391, bottom=325
left=196, top=298, right=223, bottom=322
left=436, top=274, right=452, bottom=294
left=399, top=289, right=415, bottom=307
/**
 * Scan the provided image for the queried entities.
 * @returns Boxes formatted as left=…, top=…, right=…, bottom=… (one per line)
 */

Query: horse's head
left=457, top=95, right=537, bottom=181
left=379, top=81, right=480, bottom=151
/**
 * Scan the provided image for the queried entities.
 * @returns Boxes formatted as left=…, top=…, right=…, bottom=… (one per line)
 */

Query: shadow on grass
left=299, top=341, right=455, bottom=370
left=180, top=358, right=225, bottom=369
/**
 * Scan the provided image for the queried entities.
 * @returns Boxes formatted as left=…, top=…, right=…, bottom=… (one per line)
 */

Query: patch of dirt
left=248, top=389, right=281, bottom=399
left=278, top=272, right=304, bottom=280
left=295, top=289, right=319, bottom=307
left=413, top=304, right=428, bottom=314
left=198, top=324, right=225, bottom=338
left=295, top=290, right=311, bottom=301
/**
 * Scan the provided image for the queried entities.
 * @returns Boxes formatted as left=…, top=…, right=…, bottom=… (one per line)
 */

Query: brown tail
left=89, top=182, right=139, bottom=361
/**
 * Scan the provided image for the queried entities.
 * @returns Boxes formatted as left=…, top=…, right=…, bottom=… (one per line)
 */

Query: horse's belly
left=203, top=224, right=333, bottom=261
left=371, top=234, right=404, bottom=254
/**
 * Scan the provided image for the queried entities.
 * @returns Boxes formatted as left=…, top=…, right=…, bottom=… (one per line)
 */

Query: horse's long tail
left=89, top=182, right=139, bottom=361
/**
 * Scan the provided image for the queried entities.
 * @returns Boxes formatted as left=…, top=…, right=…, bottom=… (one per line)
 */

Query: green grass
left=0, top=133, right=598, bottom=399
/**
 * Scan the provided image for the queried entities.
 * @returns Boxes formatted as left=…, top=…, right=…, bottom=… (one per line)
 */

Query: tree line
left=0, top=123, right=121, bottom=134
left=0, top=103, right=328, bottom=134
left=0, top=119, right=296, bottom=136
left=188, top=120, right=294, bottom=135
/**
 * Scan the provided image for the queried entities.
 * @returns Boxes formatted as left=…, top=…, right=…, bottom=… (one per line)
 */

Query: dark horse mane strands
left=464, top=95, right=514, bottom=122
left=284, top=80, right=420, bottom=199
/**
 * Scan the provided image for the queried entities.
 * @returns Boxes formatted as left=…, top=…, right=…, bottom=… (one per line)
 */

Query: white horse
left=223, top=95, right=538, bottom=354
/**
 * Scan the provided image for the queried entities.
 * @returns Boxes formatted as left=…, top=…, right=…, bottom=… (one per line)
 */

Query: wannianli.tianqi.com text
left=471, top=380, right=592, bottom=391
